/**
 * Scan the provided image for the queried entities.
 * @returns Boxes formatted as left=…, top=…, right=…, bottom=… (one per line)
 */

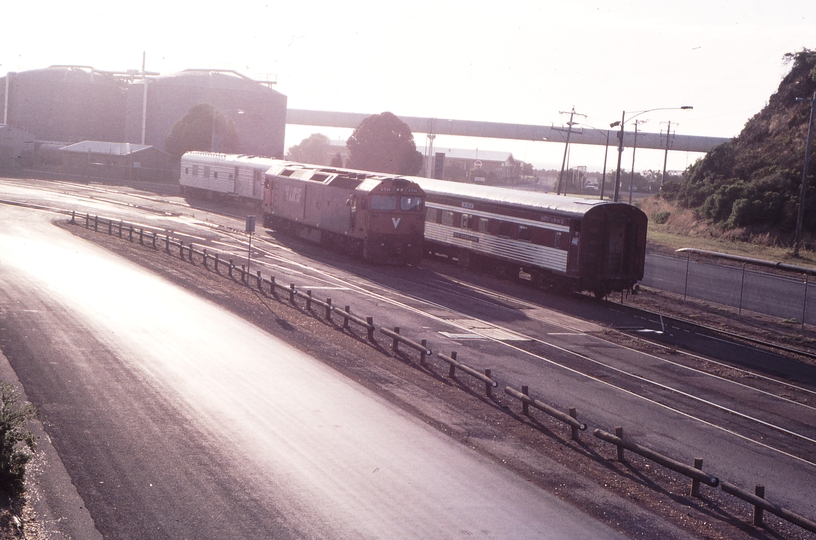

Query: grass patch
left=0, top=383, right=37, bottom=495
left=641, top=196, right=816, bottom=266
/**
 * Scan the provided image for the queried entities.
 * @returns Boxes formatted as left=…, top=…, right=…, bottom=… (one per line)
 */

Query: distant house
left=0, top=124, right=35, bottom=169
left=420, top=147, right=519, bottom=184
left=322, top=140, right=520, bottom=184
left=59, top=141, right=174, bottom=182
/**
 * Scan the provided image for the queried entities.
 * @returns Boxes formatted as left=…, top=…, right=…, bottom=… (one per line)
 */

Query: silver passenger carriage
left=413, top=178, right=648, bottom=297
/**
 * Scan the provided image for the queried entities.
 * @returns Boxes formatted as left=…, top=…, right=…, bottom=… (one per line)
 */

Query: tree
left=165, top=103, right=238, bottom=160
left=346, top=112, right=423, bottom=175
left=330, top=153, right=344, bottom=167
left=287, top=133, right=331, bottom=165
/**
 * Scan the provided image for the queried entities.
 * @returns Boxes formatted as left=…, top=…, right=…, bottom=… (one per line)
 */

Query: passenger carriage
left=412, top=178, right=647, bottom=297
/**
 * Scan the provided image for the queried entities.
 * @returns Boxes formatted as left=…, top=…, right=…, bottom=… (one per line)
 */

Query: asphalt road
left=0, top=204, right=621, bottom=538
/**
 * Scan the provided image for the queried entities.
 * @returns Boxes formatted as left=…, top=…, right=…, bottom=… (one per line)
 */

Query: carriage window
left=184, top=167, right=189, bottom=175
left=203, top=166, right=210, bottom=179
left=517, top=226, right=533, bottom=242
left=460, top=214, right=472, bottom=229
left=531, top=228, right=554, bottom=246
left=554, top=231, right=570, bottom=250
left=371, top=195, right=397, bottom=210
left=400, top=196, right=423, bottom=211
left=214, top=171, right=218, bottom=179
left=497, top=221, right=516, bottom=237
left=441, top=211, right=455, bottom=226
left=426, top=207, right=438, bottom=222
left=192, top=165, right=198, bottom=176
left=477, top=218, right=489, bottom=232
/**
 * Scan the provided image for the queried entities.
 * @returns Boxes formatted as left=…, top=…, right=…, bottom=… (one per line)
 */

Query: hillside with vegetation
left=658, top=49, right=816, bottom=250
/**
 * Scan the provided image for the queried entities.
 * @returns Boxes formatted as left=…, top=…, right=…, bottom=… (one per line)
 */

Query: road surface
left=0, top=205, right=622, bottom=538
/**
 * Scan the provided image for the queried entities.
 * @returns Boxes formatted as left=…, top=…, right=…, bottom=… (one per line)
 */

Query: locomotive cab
left=353, top=178, right=425, bottom=264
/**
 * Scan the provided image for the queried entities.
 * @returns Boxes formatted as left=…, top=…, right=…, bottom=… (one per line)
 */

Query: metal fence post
left=615, top=426, right=625, bottom=462
left=391, top=327, right=400, bottom=352
left=690, top=458, right=704, bottom=497
left=569, top=407, right=579, bottom=440
left=754, top=485, right=765, bottom=526
left=449, top=351, right=457, bottom=378
left=802, top=274, right=809, bottom=329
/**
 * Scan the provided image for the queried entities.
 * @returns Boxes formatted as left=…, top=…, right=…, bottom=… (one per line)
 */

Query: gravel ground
left=2, top=222, right=814, bottom=540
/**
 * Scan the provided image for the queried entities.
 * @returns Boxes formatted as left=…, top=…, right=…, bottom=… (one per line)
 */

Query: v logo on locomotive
left=392, top=217, right=401, bottom=229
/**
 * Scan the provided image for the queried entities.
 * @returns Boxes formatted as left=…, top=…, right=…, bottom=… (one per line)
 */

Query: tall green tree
left=288, top=133, right=331, bottom=165
left=165, top=103, right=238, bottom=160
left=346, top=112, right=423, bottom=175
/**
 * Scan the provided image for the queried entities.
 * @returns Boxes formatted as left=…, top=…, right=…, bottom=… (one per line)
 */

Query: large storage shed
left=0, top=67, right=127, bottom=143
left=125, top=69, right=287, bottom=159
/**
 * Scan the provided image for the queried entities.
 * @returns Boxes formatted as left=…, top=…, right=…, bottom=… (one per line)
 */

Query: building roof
left=60, top=141, right=154, bottom=156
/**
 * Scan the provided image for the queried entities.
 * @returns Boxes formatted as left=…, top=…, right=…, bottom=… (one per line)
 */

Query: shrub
left=0, top=382, right=37, bottom=494
left=652, top=211, right=672, bottom=224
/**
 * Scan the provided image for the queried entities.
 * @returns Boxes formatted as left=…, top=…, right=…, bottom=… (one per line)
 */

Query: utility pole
left=794, top=92, right=816, bottom=257
left=629, top=119, right=646, bottom=204
left=140, top=52, right=148, bottom=145
left=661, top=120, right=675, bottom=186
left=555, top=107, right=585, bottom=195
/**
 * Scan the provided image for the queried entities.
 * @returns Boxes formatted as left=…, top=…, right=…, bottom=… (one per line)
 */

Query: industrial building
left=0, top=66, right=288, bottom=176
left=125, top=69, right=287, bottom=158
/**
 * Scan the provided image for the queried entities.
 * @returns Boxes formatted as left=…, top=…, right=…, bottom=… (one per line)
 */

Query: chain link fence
left=642, top=253, right=814, bottom=326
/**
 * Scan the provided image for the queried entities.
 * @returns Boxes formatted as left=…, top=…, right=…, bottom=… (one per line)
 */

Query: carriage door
left=567, top=226, right=581, bottom=271
left=253, top=169, right=263, bottom=198
left=606, top=220, right=626, bottom=274
left=262, top=176, right=274, bottom=211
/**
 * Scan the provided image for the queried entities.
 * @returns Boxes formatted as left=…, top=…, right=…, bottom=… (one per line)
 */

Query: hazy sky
left=2, top=1, right=813, bottom=171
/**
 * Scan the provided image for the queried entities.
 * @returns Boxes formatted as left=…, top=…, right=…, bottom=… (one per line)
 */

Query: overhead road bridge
left=286, top=109, right=731, bottom=153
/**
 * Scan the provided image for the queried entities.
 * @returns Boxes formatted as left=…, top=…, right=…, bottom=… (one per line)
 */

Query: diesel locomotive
left=179, top=152, right=425, bottom=265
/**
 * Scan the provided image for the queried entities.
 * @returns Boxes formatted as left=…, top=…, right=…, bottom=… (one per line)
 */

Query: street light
left=610, top=106, right=693, bottom=202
